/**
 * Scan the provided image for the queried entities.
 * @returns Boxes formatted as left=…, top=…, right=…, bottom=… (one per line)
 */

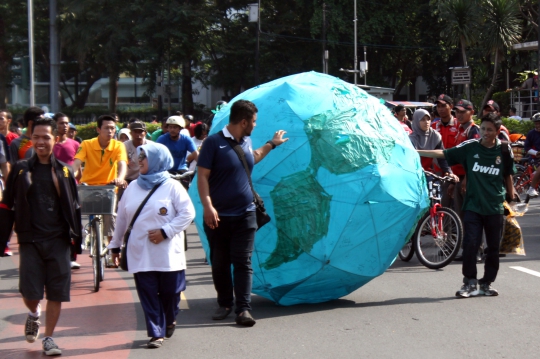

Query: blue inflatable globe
left=189, top=71, right=428, bottom=306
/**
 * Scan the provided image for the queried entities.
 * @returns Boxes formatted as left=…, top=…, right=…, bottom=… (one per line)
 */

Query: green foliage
left=492, top=91, right=511, bottom=115
left=1, top=0, right=539, bottom=111
left=76, top=122, right=98, bottom=141
left=438, top=0, right=481, bottom=54
left=502, top=117, right=535, bottom=134
left=146, top=123, right=160, bottom=134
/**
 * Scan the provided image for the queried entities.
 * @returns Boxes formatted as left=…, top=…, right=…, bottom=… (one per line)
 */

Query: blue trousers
left=133, top=270, right=186, bottom=338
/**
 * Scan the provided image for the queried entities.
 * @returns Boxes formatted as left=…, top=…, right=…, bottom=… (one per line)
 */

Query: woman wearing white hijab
left=409, top=109, right=453, bottom=176
left=109, top=142, right=195, bottom=348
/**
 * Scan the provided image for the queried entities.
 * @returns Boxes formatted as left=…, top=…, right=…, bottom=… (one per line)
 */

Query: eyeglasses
left=138, top=151, right=147, bottom=162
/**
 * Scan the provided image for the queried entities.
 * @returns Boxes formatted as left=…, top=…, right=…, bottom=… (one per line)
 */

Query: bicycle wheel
left=91, top=220, right=100, bottom=292
left=414, top=207, right=463, bottom=269
left=398, top=239, right=414, bottom=261
left=95, top=218, right=105, bottom=282
left=513, top=171, right=531, bottom=201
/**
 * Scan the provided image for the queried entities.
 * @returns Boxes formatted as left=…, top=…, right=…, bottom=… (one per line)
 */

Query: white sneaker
left=527, top=187, right=539, bottom=197
left=71, top=261, right=81, bottom=269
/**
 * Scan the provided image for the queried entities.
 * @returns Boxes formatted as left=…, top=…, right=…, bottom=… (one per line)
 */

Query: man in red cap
left=432, top=94, right=459, bottom=207
left=453, top=99, right=481, bottom=218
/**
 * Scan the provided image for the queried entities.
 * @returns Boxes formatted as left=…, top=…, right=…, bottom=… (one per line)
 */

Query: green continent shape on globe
left=263, top=170, right=332, bottom=270
left=304, top=108, right=395, bottom=174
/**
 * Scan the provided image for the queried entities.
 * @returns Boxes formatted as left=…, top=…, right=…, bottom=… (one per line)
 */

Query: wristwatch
left=266, top=140, right=276, bottom=149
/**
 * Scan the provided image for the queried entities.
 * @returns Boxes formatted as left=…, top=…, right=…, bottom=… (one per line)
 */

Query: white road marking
left=510, top=266, right=540, bottom=278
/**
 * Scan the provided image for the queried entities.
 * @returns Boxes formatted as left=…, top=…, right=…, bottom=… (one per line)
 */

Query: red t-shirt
left=400, top=122, right=412, bottom=134
left=53, top=138, right=80, bottom=166
left=432, top=117, right=459, bottom=149
left=188, top=122, right=202, bottom=137
left=431, top=117, right=458, bottom=173
left=6, top=131, right=19, bottom=145
left=452, top=121, right=481, bottom=176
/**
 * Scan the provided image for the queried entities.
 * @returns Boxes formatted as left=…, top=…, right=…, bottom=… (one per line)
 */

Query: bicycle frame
left=425, top=172, right=455, bottom=241
left=429, top=203, right=443, bottom=238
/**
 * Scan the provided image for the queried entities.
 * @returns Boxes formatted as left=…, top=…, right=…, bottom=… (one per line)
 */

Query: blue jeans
left=462, top=210, right=504, bottom=283
left=204, top=211, right=257, bottom=314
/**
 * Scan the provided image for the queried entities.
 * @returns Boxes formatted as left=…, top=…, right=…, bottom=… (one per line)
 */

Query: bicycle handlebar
left=170, top=171, right=195, bottom=180
left=423, top=170, right=457, bottom=184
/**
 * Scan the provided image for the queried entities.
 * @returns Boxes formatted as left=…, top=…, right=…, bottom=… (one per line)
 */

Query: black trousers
left=204, top=211, right=257, bottom=314
left=462, top=210, right=504, bottom=283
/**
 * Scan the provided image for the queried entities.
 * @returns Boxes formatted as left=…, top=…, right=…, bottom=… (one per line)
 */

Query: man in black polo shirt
left=197, top=100, right=288, bottom=327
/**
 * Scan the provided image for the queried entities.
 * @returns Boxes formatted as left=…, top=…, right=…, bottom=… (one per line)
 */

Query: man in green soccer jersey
left=417, top=112, right=516, bottom=298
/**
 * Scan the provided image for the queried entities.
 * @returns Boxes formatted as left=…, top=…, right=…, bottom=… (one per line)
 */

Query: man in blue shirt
left=157, top=116, right=198, bottom=174
left=197, top=100, right=288, bottom=327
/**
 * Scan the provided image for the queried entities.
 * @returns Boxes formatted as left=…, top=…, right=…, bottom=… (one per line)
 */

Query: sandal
left=147, top=337, right=164, bottom=349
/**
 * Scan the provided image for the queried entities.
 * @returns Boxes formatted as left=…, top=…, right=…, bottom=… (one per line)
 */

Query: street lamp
left=27, top=0, right=35, bottom=106
left=248, top=3, right=260, bottom=85
left=353, top=0, right=357, bottom=85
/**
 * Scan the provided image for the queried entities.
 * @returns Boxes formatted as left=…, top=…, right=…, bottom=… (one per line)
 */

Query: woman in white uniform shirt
left=109, top=142, right=195, bottom=349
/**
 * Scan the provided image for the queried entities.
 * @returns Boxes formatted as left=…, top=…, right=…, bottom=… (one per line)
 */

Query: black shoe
left=212, top=307, right=232, bottom=320
left=235, top=311, right=256, bottom=327
left=499, top=253, right=506, bottom=258
left=477, top=255, right=484, bottom=263
left=147, top=337, right=164, bottom=349
left=165, top=323, right=176, bottom=339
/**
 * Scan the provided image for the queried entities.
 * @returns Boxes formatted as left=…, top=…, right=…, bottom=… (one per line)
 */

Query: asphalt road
left=1, top=198, right=539, bottom=358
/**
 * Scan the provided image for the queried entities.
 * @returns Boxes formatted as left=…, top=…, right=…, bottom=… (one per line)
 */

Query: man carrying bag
left=197, top=100, right=288, bottom=327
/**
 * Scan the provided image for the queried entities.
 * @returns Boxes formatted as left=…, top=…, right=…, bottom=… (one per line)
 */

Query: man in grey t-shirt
left=123, top=121, right=151, bottom=183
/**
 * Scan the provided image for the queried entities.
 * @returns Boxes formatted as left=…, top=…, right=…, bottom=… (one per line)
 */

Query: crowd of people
left=395, top=94, right=540, bottom=299
left=0, top=101, right=288, bottom=354
left=0, top=95, right=539, bottom=355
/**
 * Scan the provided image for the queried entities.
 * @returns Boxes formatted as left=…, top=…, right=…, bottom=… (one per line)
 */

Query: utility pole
left=49, top=0, right=60, bottom=112
left=353, top=0, right=357, bottom=85
left=322, top=3, right=326, bottom=74
left=28, top=0, right=35, bottom=106
left=364, top=46, right=367, bottom=85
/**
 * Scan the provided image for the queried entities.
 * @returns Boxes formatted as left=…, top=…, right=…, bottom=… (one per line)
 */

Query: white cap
left=166, top=116, right=186, bottom=128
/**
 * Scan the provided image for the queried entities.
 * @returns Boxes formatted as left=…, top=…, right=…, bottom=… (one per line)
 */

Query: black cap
left=129, top=121, right=146, bottom=131
left=436, top=94, right=453, bottom=106
left=484, top=100, right=500, bottom=112
left=454, top=99, right=474, bottom=111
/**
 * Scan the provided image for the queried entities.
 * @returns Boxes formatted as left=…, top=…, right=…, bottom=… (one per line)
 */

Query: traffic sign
left=451, top=67, right=471, bottom=85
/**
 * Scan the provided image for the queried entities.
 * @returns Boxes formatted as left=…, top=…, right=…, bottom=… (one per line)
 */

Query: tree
left=62, top=0, right=138, bottom=113
left=438, top=0, right=482, bottom=98
left=480, top=0, right=522, bottom=109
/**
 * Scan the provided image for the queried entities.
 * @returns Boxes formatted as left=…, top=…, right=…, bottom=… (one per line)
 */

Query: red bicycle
left=399, top=171, right=463, bottom=269
left=513, top=156, right=539, bottom=201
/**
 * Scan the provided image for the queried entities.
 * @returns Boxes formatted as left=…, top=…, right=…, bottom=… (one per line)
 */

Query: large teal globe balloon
left=189, top=72, right=428, bottom=306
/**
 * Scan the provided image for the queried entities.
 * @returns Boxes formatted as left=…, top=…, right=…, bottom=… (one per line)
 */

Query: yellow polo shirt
left=75, top=137, right=128, bottom=185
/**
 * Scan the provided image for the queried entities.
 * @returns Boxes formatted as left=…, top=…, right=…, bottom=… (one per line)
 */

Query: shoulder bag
left=218, top=131, right=271, bottom=230
left=120, top=181, right=164, bottom=271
